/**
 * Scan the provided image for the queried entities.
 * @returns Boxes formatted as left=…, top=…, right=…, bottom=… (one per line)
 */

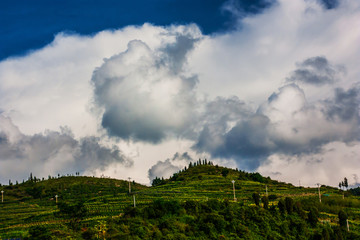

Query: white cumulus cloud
left=0, top=0, right=359, bottom=186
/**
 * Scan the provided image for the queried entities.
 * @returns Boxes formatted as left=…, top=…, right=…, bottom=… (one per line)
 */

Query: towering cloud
left=0, top=0, right=359, bottom=186
left=193, top=82, right=360, bottom=170
left=91, top=26, right=201, bottom=143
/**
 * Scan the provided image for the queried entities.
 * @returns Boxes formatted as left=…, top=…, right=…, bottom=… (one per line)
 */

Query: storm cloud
left=0, top=115, right=132, bottom=183
left=91, top=26, right=201, bottom=143
left=193, top=83, right=360, bottom=170
left=326, top=86, right=360, bottom=122
left=287, top=56, right=345, bottom=86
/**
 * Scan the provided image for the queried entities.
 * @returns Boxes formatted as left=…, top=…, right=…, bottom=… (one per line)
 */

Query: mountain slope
left=0, top=164, right=359, bottom=239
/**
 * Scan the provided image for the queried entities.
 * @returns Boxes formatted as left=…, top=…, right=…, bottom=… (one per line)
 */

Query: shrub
left=268, top=194, right=278, bottom=200
left=27, top=226, right=52, bottom=240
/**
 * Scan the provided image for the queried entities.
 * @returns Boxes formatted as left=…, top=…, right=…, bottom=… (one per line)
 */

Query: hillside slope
left=0, top=163, right=359, bottom=239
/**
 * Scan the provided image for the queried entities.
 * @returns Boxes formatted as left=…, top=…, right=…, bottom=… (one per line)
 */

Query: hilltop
left=3, top=175, right=147, bottom=202
left=1, top=163, right=359, bottom=239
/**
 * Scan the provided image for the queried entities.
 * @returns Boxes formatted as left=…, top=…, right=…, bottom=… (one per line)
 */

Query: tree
left=152, top=177, right=164, bottom=186
left=344, top=177, right=348, bottom=190
left=322, top=228, right=330, bottom=240
left=221, top=169, right=229, bottom=177
left=26, top=186, right=44, bottom=199
left=285, top=197, right=294, bottom=214
left=250, top=173, right=264, bottom=183
left=307, top=207, right=319, bottom=227
left=57, top=200, right=87, bottom=220
left=262, top=196, right=269, bottom=210
left=294, top=202, right=306, bottom=219
left=278, top=199, right=286, bottom=215
left=338, top=210, right=347, bottom=228
left=27, top=226, right=52, bottom=240
left=252, top=192, right=260, bottom=206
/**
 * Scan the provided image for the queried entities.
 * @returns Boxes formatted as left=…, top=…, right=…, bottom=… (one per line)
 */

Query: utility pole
left=55, top=195, right=58, bottom=204
left=231, top=180, right=237, bottom=202
left=128, top=177, right=131, bottom=194
left=317, top=183, right=321, bottom=203
left=1, top=191, right=3, bottom=203
left=346, top=219, right=349, bottom=232
left=133, top=195, right=136, bottom=208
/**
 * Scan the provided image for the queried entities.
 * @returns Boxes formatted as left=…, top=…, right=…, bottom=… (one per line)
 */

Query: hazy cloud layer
left=0, top=115, right=132, bottom=183
left=258, top=141, right=360, bottom=187
left=91, top=26, right=201, bottom=143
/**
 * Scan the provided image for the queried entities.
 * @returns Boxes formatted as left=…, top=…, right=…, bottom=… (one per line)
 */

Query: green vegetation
left=1, top=162, right=359, bottom=239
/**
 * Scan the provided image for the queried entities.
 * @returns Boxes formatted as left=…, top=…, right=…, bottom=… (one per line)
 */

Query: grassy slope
left=0, top=164, right=359, bottom=238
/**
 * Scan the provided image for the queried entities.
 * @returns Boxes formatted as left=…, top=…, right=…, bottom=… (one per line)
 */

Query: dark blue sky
left=0, top=0, right=338, bottom=61
left=0, top=0, right=275, bottom=60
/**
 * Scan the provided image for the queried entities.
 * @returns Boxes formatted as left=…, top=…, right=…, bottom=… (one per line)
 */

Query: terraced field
left=0, top=164, right=359, bottom=239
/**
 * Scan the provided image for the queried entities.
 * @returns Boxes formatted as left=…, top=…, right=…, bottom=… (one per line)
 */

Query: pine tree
left=344, top=177, right=348, bottom=190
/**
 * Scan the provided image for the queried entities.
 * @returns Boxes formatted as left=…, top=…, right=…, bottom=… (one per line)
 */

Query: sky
left=0, top=0, right=359, bottom=188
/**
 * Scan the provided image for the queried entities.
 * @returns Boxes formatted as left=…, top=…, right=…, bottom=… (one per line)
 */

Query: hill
left=0, top=163, right=359, bottom=239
